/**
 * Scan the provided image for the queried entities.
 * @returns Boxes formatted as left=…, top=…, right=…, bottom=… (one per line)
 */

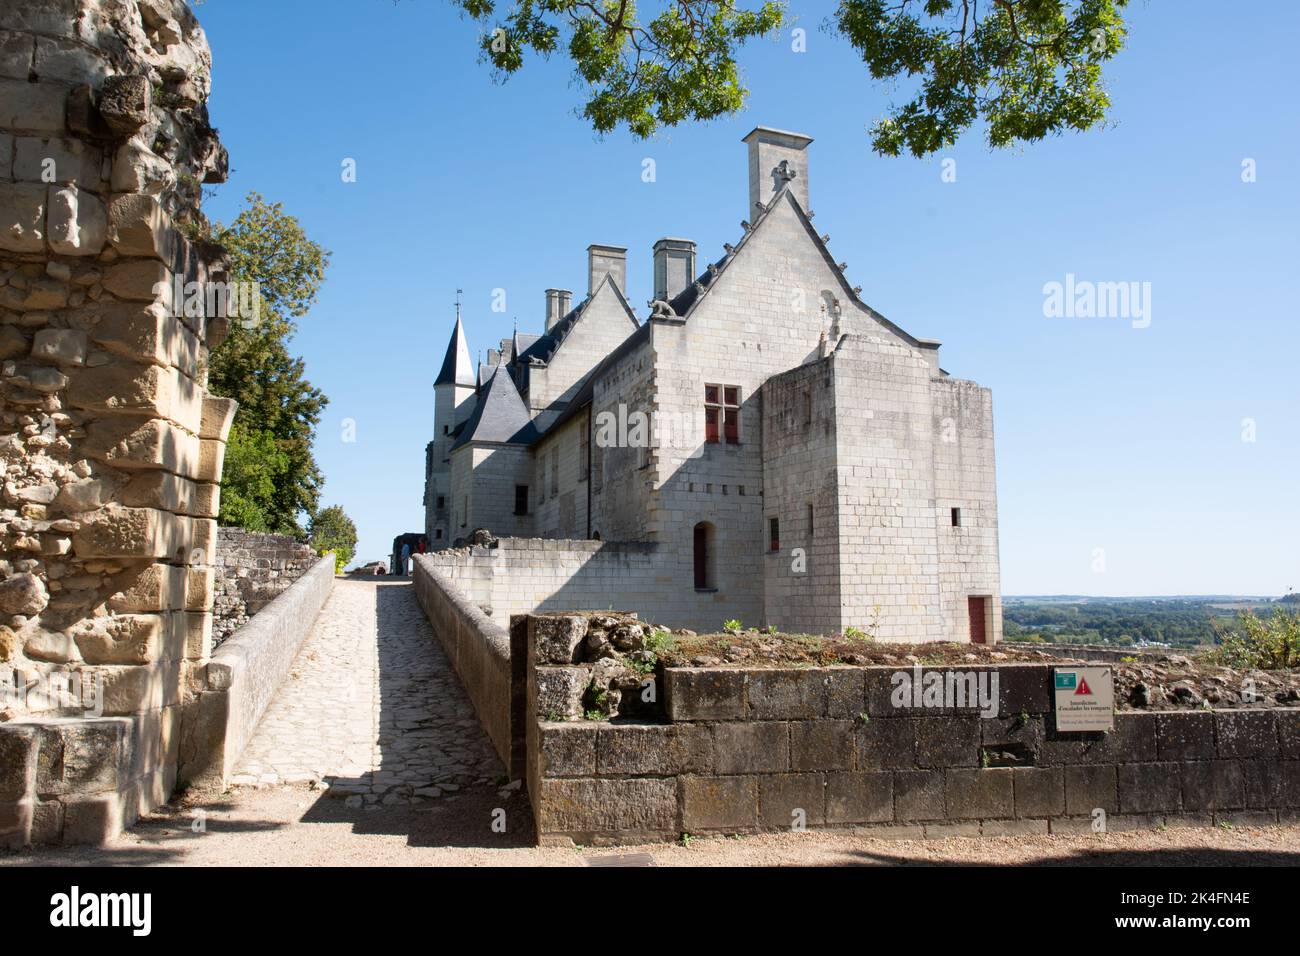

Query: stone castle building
left=423, top=128, right=1002, bottom=643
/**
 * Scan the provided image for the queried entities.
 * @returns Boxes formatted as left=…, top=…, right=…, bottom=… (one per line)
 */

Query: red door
left=968, top=596, right=988, bottom=644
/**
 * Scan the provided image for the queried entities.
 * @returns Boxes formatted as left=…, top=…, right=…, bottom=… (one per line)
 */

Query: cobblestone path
left=231, top=578, right=505, bottom=806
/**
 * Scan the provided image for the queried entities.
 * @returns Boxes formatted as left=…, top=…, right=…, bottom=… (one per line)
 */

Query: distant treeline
left=1001, top=599, right=1286, bottom=649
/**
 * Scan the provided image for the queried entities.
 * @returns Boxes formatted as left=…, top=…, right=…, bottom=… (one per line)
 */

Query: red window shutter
left=705, top=407, right=719, bottom=443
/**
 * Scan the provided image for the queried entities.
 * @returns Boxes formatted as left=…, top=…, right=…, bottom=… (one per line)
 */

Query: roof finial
left=455, top=288, right=463, bottom=321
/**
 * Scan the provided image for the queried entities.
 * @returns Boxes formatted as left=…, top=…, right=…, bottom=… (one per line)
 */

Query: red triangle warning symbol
left=1075, top=677, right=1092, bottom=696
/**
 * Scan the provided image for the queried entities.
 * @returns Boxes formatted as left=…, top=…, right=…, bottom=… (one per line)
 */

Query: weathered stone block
left=34, top=720, right=127, bottom=796
left=1157, top=711, right=1215, bottom=760
left=825, top=771, right=893, bottom=824
left=90, top=300, right=199, bottom=371
left=945, top=768, right=1014, bottom=820
left=0, top=798, right=33, bottom=849
left=14, top=138, right=100, bottom=185
left=1012, top=766, right=1064, bottom=817
left=1277, top=710, right=1300, bottom=759
left=680, top=775, right=757, bottom=831
left=790, top=719, right=854, bottom=772
left=997, top=665, right=1053, bottom=717
left=71, top=504, right=166, bottom=559
left=664, top=668, right=745, bottom=721
left=747, top=668, right=825, bottom=719
left=537, top=721, right=596, bottom=777
left=893, top=769, right=945, bottom=821
left=60, top=792, right=124, bottom=845
left=98, top=74, right=151, bottom=137
left=1240, top=758, right=1281, bottom=809
left=199, top=394, right=237, bottom=441
left=31, top=327, right=87, bottom=366
left=759, top=773, right=825, bottom=828
left=72, top=614, right=162, bottom=665
left=1215, top=710, right=1278, bottom=759
left=0, top=181, right=46, bottom=253
left=823, top=667, right=866, bottom=717
left=597, top=722, right=710, bottom=775
left=0, top=78, right=66, bottom=132
left=712, top=720, right=788, bottom=774
left=916, top=715, right=980, bottom=768
left=1181, top=760, right=1245, bottom=812
left=532, top=666, right=588, bottom=719
left=101, top=258, right=168, bottom=301
left=1117, top=762, right=1183, bottom=814
left=106, top=192, right=175, bottom=259
left=0, top=725, right=37, bottom=801
left=1064, top=763, right=1117, bottom=815
left=46, top=184, right=107, bottom=256
left=855, top=716, right=916, bottom=771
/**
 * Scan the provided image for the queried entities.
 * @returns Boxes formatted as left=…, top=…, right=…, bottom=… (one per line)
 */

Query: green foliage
left=723, top=618, right=743, bottom=633
left=837, top=0, right=1128, bottom=156
left=843, top=625, right=867, bottom=642
left=454, top=0, right=784, bottom=138
left=1207, top=609, right=1300, bottom=671
left=210, top=193, right=330, bottom=535
left=217, top=422, right=290, bottom=532
left=1002, top=598, right=1235, bottom=649
left=582, top=709, right=605, bottom=721
left=309, top=505, right=358, bottom=572
left=452, top=0, right=1129, bottom=156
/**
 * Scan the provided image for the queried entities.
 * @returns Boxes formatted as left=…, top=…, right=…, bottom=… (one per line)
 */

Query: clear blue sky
left=195, top=0, right=1299, bottom=597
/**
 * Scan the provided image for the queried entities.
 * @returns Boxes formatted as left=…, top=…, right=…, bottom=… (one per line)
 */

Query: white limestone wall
left=530, top=410, right=589, bottom=538
left=931, top=377, right=1002, bottom=643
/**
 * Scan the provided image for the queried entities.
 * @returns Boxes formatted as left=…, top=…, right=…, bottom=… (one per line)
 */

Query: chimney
left=652, top=238, right=696, bottom=302
left=743, top=126, right=813, bottom=213
left=587, top=244, right=627, bottom=295
left=487, top=347, right=500, bottom=366
left=545, top=289, right=564, bottom=331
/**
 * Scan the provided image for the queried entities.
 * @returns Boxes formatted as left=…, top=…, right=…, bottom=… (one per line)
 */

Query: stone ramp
left=231, top=578, right=503, bottom=806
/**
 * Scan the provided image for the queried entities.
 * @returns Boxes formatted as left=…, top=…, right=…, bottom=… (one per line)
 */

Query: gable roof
left=435, top=314, right=475, bottom=387
left=662, top=182, right=927, bottom=349
left=450, top=365, right=539, bottom=451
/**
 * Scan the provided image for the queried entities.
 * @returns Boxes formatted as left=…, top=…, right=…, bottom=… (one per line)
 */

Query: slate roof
left=435, top=314, right=475, bottom=387
left=450, top=365, right=539, bottom=451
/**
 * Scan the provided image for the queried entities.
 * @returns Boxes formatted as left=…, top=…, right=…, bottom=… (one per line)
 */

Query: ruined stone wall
left=0, top=0, right=234, bottom=847
left=212, top=527, right=317, bottom=648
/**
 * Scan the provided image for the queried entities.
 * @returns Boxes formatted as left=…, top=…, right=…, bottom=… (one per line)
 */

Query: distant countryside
left=1002, top=594, right=1300, bottom=650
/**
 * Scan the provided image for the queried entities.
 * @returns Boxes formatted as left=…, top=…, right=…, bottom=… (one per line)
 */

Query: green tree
left=210, top=193, right=331, bottom=535
left=309, top=505, right=359, bottom=573
left=452, top=0, right=1128, bottom=157
left=1208, top=609, right=1300, bottom=671
left=217, top=422, right=291, bottom=532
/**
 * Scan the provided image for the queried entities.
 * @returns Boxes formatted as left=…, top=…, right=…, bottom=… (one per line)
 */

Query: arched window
left=693, top=522, right=716, bottom=590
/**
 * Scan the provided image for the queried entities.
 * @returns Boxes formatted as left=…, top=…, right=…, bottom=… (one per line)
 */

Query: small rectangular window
left=435, top=529, right=443, bottom=540
left=769, top=517, right=780, bottom=552
left=807, top=503, right=814, bottom=537
left=436, top=496, right=445, bottom=510
left=705, top=384, right=741, bottom=444
left=951, top=507, right=962, bottom=527
left=514, top=485, right=529, bottom=516
left=461, top=497, right=467, bottom=527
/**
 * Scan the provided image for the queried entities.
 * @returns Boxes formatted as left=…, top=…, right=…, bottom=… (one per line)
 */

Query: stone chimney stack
left=743, top=126, right=813, bottom=213
left=544, top=289, right=563, bottom=331
left=587, top=244, right=627, bottom=295
left=652, top=238, right=696, bottom=302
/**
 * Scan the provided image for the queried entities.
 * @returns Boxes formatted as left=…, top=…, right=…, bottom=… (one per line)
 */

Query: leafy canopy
left=452, top=0, right=1128, bottom=156
left=210, top=193, right=331, bottom=535
left=309, top=505, right=359, bottom=573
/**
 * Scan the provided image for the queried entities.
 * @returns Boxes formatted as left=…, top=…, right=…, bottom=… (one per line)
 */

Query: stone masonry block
left=106, top=192, right=174, bottom=259
left=529, top=614, right=587, bottom=665
left=997, top=665, right=1053, bottom=717
left=916, top=715, right=981, bottom=769
left=893, top=769, right=946, bottom=821
left=0, top=725, right=37, bottom=802
left=1012, top=766, right=1064, bottom=817
left=71, top=504, right=168, bottom=559
left=1157, top=711, right=1216, bottom=760
left=597, top=723, right=710, bottom=776
left=855, top=716, right=916, bottom=771
left=537, top=722, right=596, bottom=777
left=46, top=184, right=106, bottom=256
left=1215, top=710, right=1278, bottom=759
left=759, top=773, right=825, bottom=828
left=532, top=666, right=589, bottom=720
left=60, top=792, right=126, bottom=845
left=825, top=771, right=893, bottom=824
left=90, top=300, right=200, bottom=372
left=712, top=721, right=788, bottom=774
left=747, top=669, right=825, bottom=719
left=1065, top=764, right=1117, bottom=815
left=0, top=78, right=66, bottom=133
left=790, top=719, right=854, bottom=772
left=822, top=668, right=866, bottom=717
left=945, top=768, right=1014, bottom=820
left=664, top=668, right=745, bottom=721
left=34, top=719, right=128, bottom=796
left=1181, top=760, right=1246, bottom=812
left=199, top=394, right=238, bottom=441
left=681, top=775, right=757, bottom=831
left=0, top=181, right=46, bottom=253
left=1118, top=762, right=1183, bottom=814
left=1277, top=711, right=1300, bottom=759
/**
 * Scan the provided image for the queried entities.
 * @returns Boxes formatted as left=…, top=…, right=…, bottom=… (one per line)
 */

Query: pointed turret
left=435, top=311, right=475, bottom=388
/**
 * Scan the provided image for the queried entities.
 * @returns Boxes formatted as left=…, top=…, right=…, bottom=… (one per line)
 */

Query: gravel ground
left=2, top=785, right=1297, bottom=867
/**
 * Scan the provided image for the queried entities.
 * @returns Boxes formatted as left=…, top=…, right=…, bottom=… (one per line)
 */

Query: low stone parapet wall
left=524, top=622, right=1300, bottom=845
left=412, top=554, right=519, bottom=776
left=213, top=528, right=320, bottom=647
left=178, top=555, right=334, bottom=793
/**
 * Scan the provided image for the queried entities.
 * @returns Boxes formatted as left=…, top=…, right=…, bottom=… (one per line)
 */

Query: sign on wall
left=1053, top=666, right=1115, bottom=732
